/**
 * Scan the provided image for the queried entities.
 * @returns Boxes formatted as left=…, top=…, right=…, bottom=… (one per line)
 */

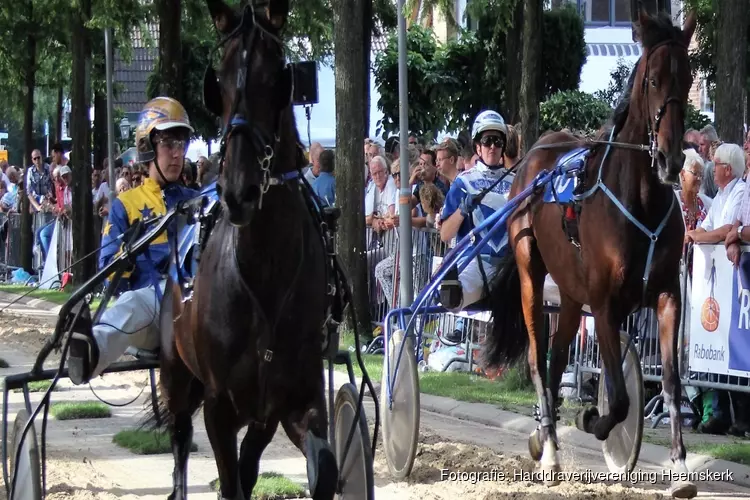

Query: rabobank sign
left=693, top=343, right=725, bottom=362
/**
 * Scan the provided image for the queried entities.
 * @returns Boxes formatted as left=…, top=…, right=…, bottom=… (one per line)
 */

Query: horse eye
left=650, top=78, right=657, bottom=88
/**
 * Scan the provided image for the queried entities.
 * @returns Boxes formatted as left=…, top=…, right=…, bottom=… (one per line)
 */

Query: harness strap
left=572, top=127, right=677, bottom=303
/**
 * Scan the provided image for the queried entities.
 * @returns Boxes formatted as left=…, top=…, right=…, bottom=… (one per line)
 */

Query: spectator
left=419, top=183, right=445, bottom=228
left=504, top=125, right=521, bottom=167
left=26, top=149, right=53, bottom=213
left=699, top=125, right=719, bottom=198
left=1, top=167, right=20, bottom=212
left=364, top=155, right=396, bottom=230
left=312, top=149, right=335, bottom=207
left=181, top=160, right=199, bottom=190
left=95, top=162, right=111, bottom=218
left=687, top=143, right=746, bottom=246
left=678, top=149, right=708, bottom=234
left=0, top=160, right=9, bottom=187
left=305, top=142, right=323, bottom=185
left=435, top=139, right=461, bottom=183
left=116, top=177, right=131, bottom=194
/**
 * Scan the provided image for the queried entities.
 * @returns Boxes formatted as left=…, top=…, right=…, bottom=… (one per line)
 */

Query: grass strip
left=210, top=472, right=306, bottom=499
left=50, top=401, right=111, bottom=420
left=113, top=428, right=198, bottom=455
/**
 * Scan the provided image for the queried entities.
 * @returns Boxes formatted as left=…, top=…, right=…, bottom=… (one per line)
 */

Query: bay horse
left=147, top=1, right=340, bottom=499
left=483, top=9, right=698, bottom=498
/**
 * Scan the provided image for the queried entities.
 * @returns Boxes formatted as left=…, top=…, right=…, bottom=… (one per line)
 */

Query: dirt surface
left=1, top=312, right=750, bottom=499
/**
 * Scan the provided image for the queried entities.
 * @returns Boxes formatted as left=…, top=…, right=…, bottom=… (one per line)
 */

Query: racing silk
left=441, top=160, right=514, bottom=267
left=99, top=176, right=199, bottom=291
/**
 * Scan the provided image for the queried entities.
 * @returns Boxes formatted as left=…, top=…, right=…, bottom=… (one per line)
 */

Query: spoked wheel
left=380, top=329, right=419, bottom=479
left=9, top=409, right=42, bottom=500
left=333, top=383, right=374, bottom=500
left=599, top=330, right=644, bottom=474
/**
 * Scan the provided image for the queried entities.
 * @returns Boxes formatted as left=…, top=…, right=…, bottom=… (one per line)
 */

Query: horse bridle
left=640, top=38, right=688, bottom=169
left=206, top=1, right=294, bottom=206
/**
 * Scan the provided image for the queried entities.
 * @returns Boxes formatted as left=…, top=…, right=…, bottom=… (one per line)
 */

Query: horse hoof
left=528, top=428, right=543, bottom=461
left=310, top=446, right=337, bottom=500
left=575, top=406, right=599, bottom=434
left=669, top=480, right=698, bottom=499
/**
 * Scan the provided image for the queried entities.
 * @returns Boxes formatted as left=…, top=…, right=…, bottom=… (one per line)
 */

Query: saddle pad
left=542, top=148, right=588, bottom=204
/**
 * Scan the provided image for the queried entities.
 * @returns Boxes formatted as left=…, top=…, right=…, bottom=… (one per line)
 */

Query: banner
left=689, top=244, right=750, bottom=377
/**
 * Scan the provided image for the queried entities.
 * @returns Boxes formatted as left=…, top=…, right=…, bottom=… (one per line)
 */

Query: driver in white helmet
left=438, top=110, right=513, bottom=310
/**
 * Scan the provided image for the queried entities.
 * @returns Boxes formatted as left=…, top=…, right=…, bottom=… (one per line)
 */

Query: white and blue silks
left=440, top=161, right=514, bottom=310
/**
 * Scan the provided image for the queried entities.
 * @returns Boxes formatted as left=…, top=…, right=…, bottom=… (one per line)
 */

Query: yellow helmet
left=135, top=97, right=194, bottom=163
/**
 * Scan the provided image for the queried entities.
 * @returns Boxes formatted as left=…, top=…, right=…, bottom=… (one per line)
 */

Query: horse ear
left=268, top=0, right=289, bottom=30
left=206, top=0, right=238, bottom=34
left=682, top=10, right=697, bottom=45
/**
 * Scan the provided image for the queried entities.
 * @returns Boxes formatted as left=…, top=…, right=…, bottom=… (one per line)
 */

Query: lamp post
left=120, top=117, right=130, bottom=146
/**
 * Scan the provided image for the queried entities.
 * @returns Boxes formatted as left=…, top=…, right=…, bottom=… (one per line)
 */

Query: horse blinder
left=203, top=65, right=223, bottom=117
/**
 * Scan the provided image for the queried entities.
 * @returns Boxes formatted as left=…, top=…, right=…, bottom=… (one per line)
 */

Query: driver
left=67, top=97, right=202, bottom=385
left=438, top=110, right=514, bottom=310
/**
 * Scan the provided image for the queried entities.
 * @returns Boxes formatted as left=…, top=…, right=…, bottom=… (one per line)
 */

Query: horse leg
left=516, top=239, right=560, bottom=484
left=280, top=380, right=337, bottom=500
left=204, top=395, right=242, bottom=500
left=583, top=303, right=629, bottom=441
left=548, top=295, right=584, bottom=413
left=238, top=420, right=279, bottom=499
left=163, top=373, right=204, bottom=500
left=658, top=288, right=697, bottom=499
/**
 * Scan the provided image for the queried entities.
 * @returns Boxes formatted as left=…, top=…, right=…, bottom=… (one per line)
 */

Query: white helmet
left=471, top=110, right=507, bottom=142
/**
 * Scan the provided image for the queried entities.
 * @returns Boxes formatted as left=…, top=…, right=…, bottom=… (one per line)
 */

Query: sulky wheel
left=599, top=330, right=644, bottom=474
left=333, top=383, right=374, bottom=500
left=9, top=409, right=42, bottom=500
left=380, top=329, right=419, bottom=480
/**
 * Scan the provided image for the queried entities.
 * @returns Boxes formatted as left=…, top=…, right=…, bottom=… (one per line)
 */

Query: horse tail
left=482, top=250, right=530, bottom=369
left=138, top=382, right=170, bottom=431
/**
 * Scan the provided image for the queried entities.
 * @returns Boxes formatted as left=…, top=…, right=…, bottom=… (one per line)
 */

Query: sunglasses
left=480, top=136, right=504, bottom=148
left=32, top=157, right=40, bottom=161
left=156, top=138, right=188, bottom=152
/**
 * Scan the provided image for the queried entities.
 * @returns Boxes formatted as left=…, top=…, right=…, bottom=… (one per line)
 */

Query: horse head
left=630, top=7, right=696, bottom=185
left=204, top=0, right=295, bottom=226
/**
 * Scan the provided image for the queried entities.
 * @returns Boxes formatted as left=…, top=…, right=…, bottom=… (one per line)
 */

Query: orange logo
left=701, top=259, right=720, bottom=332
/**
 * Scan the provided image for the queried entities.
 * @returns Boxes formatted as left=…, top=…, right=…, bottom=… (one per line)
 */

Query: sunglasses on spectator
left=480, top=136, right=504, bottom=148
left=32, top=156, right=40, bottom=161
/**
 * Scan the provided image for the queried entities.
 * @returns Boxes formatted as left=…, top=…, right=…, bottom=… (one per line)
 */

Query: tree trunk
left=55, top=86, right=64, bottom=143
left=20, top=31, right=36, bottom=274
left=70, top=0, right=96, bottom=284
left=363, top=0, right=372, bottom=139
left=714, top=0, right=748, bottom=145
left=333, top=0, right=374, bottom=341
left=505, top=0, right=523, bottom=125
left=520, top=0, right=543, bottom=150
left=156, top=0, right=182, bottom=100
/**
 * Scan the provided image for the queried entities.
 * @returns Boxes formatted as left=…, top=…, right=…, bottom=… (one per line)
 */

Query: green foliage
left=594, top=58, right=635, bottom=108
left=683, top=0, right=750, bottom=100
left=372, top=3, right=587, bottom=138
left=540, top=3, right=587, bottom=99
left=685, top=102, right=712, bottom=131
left=373, top=24, right=447, bottom=138
left=438, top=31, right=502, bottom=134
left=539, top=90, right=612, bottom=135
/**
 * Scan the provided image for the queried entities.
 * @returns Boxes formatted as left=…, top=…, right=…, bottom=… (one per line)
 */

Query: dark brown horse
left=483, top=9, right=698, bottom=498
left=148, top=1, right=339, bottom=499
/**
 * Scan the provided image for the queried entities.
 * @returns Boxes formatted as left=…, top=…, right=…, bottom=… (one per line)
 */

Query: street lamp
left=119, top=117, right=130, bottom=144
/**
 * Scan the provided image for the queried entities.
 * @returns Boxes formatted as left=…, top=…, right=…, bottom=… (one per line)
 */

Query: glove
left=459, top=192, right=475, bottom=218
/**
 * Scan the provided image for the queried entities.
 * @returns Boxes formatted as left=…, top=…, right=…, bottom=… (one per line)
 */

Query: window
left=578, top=0, right=632, bottom=26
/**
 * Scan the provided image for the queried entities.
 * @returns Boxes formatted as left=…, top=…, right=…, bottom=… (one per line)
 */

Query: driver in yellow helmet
left=67, top=97, right=200, bottom=385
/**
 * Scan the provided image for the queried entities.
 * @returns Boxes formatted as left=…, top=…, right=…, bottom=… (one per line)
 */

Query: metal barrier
left=363, top=230, right=750, bottom=428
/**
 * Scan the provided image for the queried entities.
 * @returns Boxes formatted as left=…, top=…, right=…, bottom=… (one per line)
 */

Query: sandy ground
left=1, top=313, right=750, bottom=499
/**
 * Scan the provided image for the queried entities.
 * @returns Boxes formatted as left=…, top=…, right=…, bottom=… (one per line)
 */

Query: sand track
left=1, top=313, right=748, bottom=499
